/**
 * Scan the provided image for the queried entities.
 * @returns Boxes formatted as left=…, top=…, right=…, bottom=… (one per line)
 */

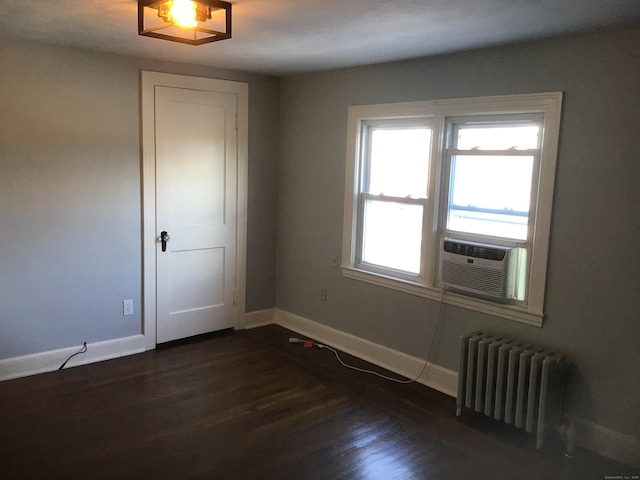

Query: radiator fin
left=456, top=331, right=565, bottom=449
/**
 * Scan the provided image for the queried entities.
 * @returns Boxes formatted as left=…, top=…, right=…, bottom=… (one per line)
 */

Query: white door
left=154, top=85, right=238, bottom=343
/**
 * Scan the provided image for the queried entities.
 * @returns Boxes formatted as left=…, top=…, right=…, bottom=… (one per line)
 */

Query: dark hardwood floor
left=0, top=325, right=634, bottom=479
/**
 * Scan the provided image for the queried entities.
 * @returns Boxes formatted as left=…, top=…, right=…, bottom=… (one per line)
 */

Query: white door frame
left=141, top=71, right=248, bottom=351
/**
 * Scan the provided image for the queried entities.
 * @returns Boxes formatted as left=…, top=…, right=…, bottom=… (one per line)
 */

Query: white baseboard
left=274, top=309, right=458, bottom=397
left=242, top=308, right=276, bottom=329
left=242, top=307, right=456, bottom=396
left=0, top=334, right=146, bottom=382
left=568, top=416, right=640, bottom=468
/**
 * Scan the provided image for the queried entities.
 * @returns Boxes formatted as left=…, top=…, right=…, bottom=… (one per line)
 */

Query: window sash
left=448, top=114, right=543, bottom=148
left=356, top=118, right=432, bottom=280
left=356, top=193, right=428, bottom=280
left=360, top=120, right=432, bottom=198
left=443, top=149, right=541, bottom=244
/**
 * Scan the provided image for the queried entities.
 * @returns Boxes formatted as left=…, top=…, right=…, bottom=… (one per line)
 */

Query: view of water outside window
left=447, top=125, right=540, bottom=241
left=448, top=154, right=534, bottom=240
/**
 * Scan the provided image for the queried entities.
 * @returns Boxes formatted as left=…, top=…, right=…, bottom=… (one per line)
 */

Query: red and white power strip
left=288, top=337, right=325, bottom=348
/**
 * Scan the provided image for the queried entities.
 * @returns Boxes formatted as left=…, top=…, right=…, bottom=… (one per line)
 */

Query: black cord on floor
left=59, top=342, right=87, bottom=370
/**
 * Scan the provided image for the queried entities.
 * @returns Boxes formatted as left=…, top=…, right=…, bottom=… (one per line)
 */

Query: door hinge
left=233, top=290, right=237, bottom=305
left=235, top=114, right=239, bottom=131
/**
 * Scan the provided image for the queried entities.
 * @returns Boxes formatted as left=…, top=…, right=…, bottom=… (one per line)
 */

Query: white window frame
left=341, top=93, right=562, bottom=327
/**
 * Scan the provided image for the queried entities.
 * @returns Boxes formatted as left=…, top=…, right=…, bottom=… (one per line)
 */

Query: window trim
left=341, top=93, right=563, bottom=327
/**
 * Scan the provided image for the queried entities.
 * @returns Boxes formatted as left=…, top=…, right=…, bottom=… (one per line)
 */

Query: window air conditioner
left=439, top=238, right=515, bottom=300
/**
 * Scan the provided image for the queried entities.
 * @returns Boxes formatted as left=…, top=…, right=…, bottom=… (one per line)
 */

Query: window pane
left=362, top=200, right=423, bottom=274
left=456, top=125, right=539, bottom=150
left=447, top=155, right=534, bottom=240
left=368, top=128, right=431, bottom=197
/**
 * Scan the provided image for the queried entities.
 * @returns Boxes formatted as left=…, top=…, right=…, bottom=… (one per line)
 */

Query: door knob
left=160, top=231, right=170, bottom=252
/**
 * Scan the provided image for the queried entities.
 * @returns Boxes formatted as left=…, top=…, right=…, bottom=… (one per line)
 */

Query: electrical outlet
left=123, top=299, right=134, bottom=316
left=331, top=254, right=340, bottom=268
left=320, top=286, right=327, bottom=301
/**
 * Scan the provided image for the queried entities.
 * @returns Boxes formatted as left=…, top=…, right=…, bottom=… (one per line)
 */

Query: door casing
left=141, top=71, right=248, bottom=350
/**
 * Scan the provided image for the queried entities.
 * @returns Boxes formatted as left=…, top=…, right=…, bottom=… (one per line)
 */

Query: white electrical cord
left=288, top=288, right=447, bottom=384
left=317, top=343, right=420, bottom=384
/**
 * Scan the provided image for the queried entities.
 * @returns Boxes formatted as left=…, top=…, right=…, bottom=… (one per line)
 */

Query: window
left=357, top=119, right=432, bottom=279
left=445, top=117, right=541, bottom=242
left=441, top=115, right=542, bottom=303
left=342, top=94, right=562, bottom=326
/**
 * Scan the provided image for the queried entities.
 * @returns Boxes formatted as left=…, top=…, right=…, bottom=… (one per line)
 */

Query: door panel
left=169, top=247, right=225, bottom=311
left=155, top=86, right=237, bottom=343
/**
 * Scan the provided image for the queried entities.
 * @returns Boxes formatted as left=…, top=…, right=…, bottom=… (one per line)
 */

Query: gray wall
left=277, top=29, right=640, bottom=440
left=0, top=39, right=279, bottom=359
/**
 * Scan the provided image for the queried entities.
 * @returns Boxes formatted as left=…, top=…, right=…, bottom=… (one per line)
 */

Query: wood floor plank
left=0, top=324, right=635, bottom=479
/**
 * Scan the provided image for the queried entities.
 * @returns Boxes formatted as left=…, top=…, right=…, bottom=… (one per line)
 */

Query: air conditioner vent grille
left=444, top=240, right=507, bottom=261
left=441, top=260, right=505, bottom=295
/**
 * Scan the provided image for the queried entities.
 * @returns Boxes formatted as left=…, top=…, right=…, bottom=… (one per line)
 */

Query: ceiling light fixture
left=138, top=0, right=231, bottom=46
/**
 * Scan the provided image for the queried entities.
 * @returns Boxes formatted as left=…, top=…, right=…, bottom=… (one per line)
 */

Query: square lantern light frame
left=138, top=0, right=232, bottom=46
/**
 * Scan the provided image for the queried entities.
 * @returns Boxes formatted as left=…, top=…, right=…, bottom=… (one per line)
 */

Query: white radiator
left=456, top=331, right=566, bottom=449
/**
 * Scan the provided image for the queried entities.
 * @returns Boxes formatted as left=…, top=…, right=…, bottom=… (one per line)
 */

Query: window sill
left=341, top=266, right=543, bottom=327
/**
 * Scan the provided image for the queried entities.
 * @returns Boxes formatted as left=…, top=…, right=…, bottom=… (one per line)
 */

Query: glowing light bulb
left=171, top=0, right=198, bottom=28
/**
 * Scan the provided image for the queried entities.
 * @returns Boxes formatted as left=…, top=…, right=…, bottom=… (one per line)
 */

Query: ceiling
left=1, top=0, right=639, bottom=76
